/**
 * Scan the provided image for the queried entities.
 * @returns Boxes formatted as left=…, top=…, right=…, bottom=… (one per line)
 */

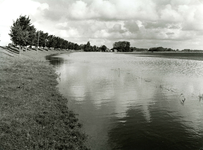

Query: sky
left=0, top=0, right=203, bottom=50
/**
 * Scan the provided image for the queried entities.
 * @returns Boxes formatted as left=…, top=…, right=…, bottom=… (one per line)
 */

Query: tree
left=46, top=35, right=57, bottom=49
left=84, top=41, right=91, bottom=51
left=113, top=41, right=131, bottom=52
left=68, top=42, right=74, bottom=50
left=27, top=25, right=36, bottom=47
left=33, top=30, right=40, bottom=48
left=62, top=39, right=68, bottom=49
left=80, top=44, right=85, bottom=50
left=38, top=31, right=49, bottom=48
left=74, top=43, right=80, bottom=50
left=125, top=41, right=130, bottom=52
left=9, top=15, right=33, bottom=48
left=100, top=45, right=107, bottom=52
left=55, top=37, right=63, bottom=49
left=33, top=30, right=49, bottom=48
left=93, top=45, right=97, bottom=51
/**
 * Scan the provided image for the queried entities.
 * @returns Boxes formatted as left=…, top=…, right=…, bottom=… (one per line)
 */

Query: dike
left=0, top=48, right=89, bottom=150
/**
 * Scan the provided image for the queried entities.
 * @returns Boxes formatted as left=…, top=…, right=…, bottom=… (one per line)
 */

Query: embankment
left=0, top=48, right=89, bottom=150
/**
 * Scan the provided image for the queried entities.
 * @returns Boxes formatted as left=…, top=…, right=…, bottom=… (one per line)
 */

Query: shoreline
left=119, top=51, right=203, bottom=61
left=0, top=48, right=89, bottom=149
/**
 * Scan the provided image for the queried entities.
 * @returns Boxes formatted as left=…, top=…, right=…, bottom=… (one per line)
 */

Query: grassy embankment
left=0, top=48, right=89, bottom=150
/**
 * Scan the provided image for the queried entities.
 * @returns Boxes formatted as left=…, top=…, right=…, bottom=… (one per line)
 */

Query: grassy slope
left=0, top=49, right=89, bottom=150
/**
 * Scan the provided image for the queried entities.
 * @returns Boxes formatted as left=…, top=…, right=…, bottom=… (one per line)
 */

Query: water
left=49, top=52, right=203, bottom=150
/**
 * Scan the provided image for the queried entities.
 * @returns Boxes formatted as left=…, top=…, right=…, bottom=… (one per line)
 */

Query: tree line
left=9, top=15, right=109, bottom=52
left=8, top=16, right=135, bottom=52
left=9, top=15, right=82, bottom=50
left=9, top=15, right=181, bottom=53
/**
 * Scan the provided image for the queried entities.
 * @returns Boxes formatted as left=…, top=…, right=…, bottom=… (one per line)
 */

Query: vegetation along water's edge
left=0, top=48, right=89, bottom=150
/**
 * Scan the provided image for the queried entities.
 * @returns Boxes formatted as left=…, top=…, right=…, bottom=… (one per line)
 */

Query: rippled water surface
left=51, top=52, right=203, bottom=150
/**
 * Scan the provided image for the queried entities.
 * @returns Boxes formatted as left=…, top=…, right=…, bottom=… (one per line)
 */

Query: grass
left=0, top=49, right=89, bottom=149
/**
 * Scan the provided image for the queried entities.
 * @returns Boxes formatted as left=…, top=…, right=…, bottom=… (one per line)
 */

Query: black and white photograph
left=0, top=0, right=203, bottom=149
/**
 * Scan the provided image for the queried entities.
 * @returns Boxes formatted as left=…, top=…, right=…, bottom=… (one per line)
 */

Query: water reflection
left=109, top=105, right=202, bottom=150
left=50, top=52, right=203, bottom=150
left=45, top=54, right=65, bottom=66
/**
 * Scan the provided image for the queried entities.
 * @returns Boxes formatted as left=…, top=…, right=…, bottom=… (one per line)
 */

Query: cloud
left=109, top=24, right=127, bottom=33
left=0, top=0, right=49, bottom=45
left=159, top=4, right=183, bottom=22
left=1, top=0, right=203, bottom=49
left=170, top=0, right=191, bottom=5
left=124, top=20, right=140, bottom=33
left=68, top=1, right=90, bottom=20
left=180, top=3, right=203, bottom=31
left=41, top=0, right=158, bottom=21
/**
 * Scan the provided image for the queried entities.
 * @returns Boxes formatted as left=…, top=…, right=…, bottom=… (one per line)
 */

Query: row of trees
left=112, top=43, right=180, bottom=52
left=8, top=16, right=148, bottom=52
left=9, top=15, right=107, bottom=51
left=9, top=16, right=181, bottom=53
left=83, top=41, right=98, bottom=52
left=9, top=15, right=81, bottom=50
left=148, top=47, right=176, bottom=52
left=83, top=41, right=108, bottom=52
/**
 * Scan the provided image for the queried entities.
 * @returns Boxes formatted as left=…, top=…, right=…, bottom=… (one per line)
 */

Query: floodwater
left=49, top=52, right=203, bottom=150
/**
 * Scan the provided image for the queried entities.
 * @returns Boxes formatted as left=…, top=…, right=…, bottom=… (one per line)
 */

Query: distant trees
left=83, top=41, right=99, bottom=52
left=84, top=41, right=91, bottom=51
left=130, top=47, right=148, bottom=52
left=113, top=41, right=131, bottom=52
left=93, top=45, right=97, bottom=51
left=148, top=47, right=175, bottom=52
left=100, top=45, right=107, bottom=52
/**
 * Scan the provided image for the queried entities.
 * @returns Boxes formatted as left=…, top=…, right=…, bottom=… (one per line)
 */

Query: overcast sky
left=0, top=0, right=203, bottom=49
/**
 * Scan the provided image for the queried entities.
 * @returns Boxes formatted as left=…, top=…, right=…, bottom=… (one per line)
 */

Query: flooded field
left=49, top=52, right=203, bottom=150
